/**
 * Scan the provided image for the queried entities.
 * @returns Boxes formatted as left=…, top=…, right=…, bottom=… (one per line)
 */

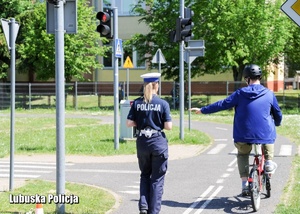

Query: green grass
left=0, top=111, right=210, bottom=157
left=0, top=180, right=115, bottom=214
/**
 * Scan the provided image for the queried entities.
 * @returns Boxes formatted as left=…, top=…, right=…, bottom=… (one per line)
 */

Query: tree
left=128, top=0, right=291, bottom=81
left=195, top=0, right=291, bottom=81
left=0, top=0, right=33, bottom=81
left=284, top=25, right=300, bottom=77
left=17, top=0, right=110, bottom=82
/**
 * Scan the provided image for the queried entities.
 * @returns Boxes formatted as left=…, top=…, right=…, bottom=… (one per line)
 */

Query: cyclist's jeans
left=234, top=142, right=274, bottom=178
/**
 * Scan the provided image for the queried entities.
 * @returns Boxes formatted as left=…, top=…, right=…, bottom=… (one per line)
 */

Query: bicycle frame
left=248, top=144, right=265, bottom=190
left=247, top=144, right=271, bottom=212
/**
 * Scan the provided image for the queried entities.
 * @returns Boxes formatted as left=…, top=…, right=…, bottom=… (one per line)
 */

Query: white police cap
left=140, top=72, right=161, bottom=82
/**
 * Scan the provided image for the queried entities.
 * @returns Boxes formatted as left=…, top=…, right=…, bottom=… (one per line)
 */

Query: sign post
left=151, top=49, right=166, bottom=97
left=123, top=56, right=134, bottom=100
left=1, top=18, right=19, bottom=191
left=184, top=40, right=205, bottom=131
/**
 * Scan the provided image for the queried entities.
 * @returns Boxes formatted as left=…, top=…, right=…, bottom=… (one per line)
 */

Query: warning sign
left=123, top=56, right=134, bottom=68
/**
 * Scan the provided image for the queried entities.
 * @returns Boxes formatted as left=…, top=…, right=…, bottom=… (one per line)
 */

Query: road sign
left=123, top=56, right=134, bottom=68
left=151, top=49, right=166, bottom=64
left=1, top=18, right=19, bottom=50
left=281, top=0, right=300, bottom=27
left=115, top=39, right=123, bottom=58
left=46, top=0, right=77, bottom=34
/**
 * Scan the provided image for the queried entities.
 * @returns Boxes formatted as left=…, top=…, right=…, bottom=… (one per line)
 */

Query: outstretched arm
left=189, top=107, right=202, bottom=114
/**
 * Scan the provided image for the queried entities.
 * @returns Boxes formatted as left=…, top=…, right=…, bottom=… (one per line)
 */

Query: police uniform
left=127, top=73, right=172, bottom=214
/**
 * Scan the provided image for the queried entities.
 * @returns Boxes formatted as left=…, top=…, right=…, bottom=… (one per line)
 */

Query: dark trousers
left=137, top=135, right=168, bottom=214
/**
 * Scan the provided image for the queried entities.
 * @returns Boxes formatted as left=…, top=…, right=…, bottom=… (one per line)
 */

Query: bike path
left=38, top=119, right=297, bottom=214
left=0, top=114, right=297, bottom=214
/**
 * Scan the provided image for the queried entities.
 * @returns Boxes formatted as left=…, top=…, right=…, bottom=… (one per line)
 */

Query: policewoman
left=127, top=72, right=172, bottom=214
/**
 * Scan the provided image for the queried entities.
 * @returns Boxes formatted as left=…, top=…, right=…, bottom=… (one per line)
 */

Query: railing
left=0, top=81, right=298, bottom=112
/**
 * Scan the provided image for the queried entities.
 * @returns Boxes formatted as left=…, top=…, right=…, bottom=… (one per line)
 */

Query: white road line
left=229, top=148, right=237, bottom=155
left=66, top=169, right=140, bottom=174
left=0, top=169, right=52, bottom=173
left=221, top=173, right=230, bottom=178
left=119, top=190, right=139, bottom=194
left=279, top=145, right=292, bottom=156
left=207, top=144, right=227, bottom=154
left=183, top=186, right=214, bottom=214
left=226, top=168, right=235, bottom=172
left=0, top=174, right=40, bottom=178
left=0, top=161, right=73, bottom=166
left=214, top=139, right=228, bottom=142
left=216, top=127, right=228, bottom=131
left=194, top=186, right=224, bottom=214
left=228, top=158, right=237, bottom=167
left=0, top=165, right=56, bottom=169
left=125, top=185, right=139, bottom=189
left=216, top=179, right=224, bottom=184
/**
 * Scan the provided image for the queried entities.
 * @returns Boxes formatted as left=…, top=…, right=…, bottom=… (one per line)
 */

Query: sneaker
left=242, top=186, right=250, bottom=196
left=139, top=210, right=147, bottom=214
left=265, top=160, right=277, bottom=174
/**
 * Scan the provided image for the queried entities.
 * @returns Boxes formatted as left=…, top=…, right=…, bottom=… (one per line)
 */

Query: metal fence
left=0, top=81, right=299, bottom=112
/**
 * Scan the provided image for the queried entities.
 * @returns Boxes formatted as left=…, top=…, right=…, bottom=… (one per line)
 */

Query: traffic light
left=175, top=7, right=194, bottom=42
left=184, top=7, right=194, bottom=42
left=96, top=9, right=112, bottom=39
left=47, top=0, right=59, bottom=5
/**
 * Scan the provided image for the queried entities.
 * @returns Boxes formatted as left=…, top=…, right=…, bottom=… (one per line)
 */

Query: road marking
left=125, top=185, right=139, bottom=189
left=216, top=127, right=228, bottom=131
left=0, top=161, right=74, bottom=166
left=221, top=173, right=230, bottom=178
left=229, top=148, right=237, bottom=155
left=207, top=144, right=226, bottom=154
left=216, top=179, right=224, bottom=184
left=226, top=168, right=235, bottom=172
left=0, top=169, right=51, bottom=173
left=119, top=190, right=139, bottom=194
left=194, top=186, right=223, bottom=214
left=0, top=162, right=57, bottom=179
left=183, top=186, right=214, bottom=214
left=66, top=169, right=140, bottom=174
left=0, top=174, right=40, bottom=178
left=0, top=165, right=56, bottom=169
left=228, top=158, right=237, bottom=167
left=214, top=139, right=228, bottom=141
left=278, top=145, right=292, bottom=156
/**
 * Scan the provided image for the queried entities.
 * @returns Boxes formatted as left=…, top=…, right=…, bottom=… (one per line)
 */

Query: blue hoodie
left=201, top=84, right=282, bottom=144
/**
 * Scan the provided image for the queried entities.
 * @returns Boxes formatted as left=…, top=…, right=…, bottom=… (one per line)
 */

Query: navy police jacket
left=127, top=95, right=172, bottom=131
left=201, top=84, right=282, bottom=144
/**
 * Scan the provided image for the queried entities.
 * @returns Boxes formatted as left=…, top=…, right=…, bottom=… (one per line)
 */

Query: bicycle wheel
left=249, top=168, right=261, bottom=211
left=265, top=175, right=271, bottom=198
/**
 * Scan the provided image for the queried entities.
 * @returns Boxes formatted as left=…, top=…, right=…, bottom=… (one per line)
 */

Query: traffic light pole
left=54, top=1, right=65, bottom=213
left=179, top=0, right=185, bottom=140
left=113, top=7, right=119, bottom=150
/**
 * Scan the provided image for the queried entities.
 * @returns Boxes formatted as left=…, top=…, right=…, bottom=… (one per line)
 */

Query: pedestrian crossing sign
left=123, top=56, right=134, bottom=68
left=115, top=39, right=122, bottom=58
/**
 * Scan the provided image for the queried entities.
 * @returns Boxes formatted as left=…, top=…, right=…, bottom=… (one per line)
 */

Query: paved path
left=0, top=114, right=297, bottom=214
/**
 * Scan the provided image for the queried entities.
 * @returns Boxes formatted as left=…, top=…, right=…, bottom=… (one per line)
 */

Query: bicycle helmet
left=243, top=64, right=262, bottom=79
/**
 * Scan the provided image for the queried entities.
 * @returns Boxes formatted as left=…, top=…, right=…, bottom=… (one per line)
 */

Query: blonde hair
left=143, top=82, right=158, bottom=103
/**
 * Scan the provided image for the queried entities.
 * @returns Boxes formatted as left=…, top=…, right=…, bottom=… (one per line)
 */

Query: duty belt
left=139, top=127, right=160, bottom=138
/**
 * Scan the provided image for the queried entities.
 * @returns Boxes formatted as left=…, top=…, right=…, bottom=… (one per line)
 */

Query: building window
left=103, top=0, right=145, bottom=16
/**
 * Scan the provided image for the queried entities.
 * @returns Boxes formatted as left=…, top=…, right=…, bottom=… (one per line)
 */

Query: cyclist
left=190, top=64, right=282, bottom=196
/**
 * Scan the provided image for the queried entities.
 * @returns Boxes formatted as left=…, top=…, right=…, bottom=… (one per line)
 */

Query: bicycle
left=247, top=144, right=271, bottom=212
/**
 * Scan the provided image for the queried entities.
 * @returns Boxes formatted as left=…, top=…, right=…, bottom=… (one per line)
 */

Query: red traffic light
left=96, top=12, right=110, bottom=23
left=96, top=10, right=112, bottom=39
